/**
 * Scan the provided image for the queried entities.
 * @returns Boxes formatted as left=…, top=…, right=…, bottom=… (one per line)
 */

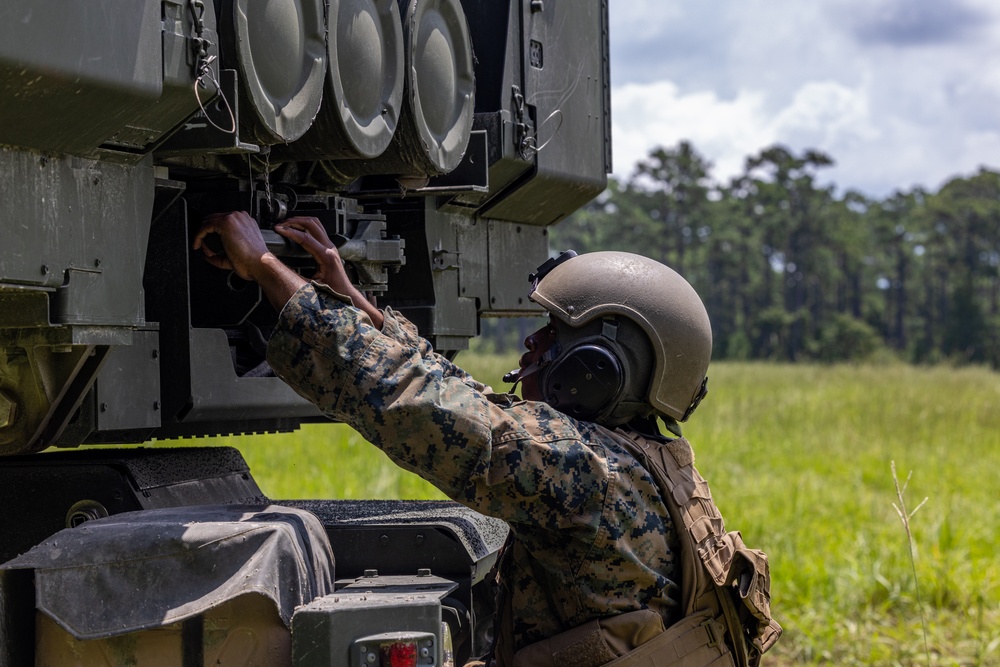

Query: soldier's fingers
left=203, top=253, right=232, bottom=272
left=276, top=221, right=330, bottom=253
left=283, top=217, right=333, bottom=247
left=192, top=222, right=218, bottom=251
left=276, top=224, right=328, bottom=261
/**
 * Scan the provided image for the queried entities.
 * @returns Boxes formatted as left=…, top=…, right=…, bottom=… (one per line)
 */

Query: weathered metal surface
left=0, top=0, right=610, bottom=449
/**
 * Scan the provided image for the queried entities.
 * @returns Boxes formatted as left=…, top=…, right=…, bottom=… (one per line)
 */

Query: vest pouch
left=603, top=610, right=735, bottom=667
left=512, top=609, right=735, bottom=667
left=512, top=609, right=664, bottom=667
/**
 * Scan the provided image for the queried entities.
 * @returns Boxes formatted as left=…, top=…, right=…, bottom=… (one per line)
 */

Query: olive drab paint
left=0, top=3, right=614, bottom=665
left=0, top=0, right=611, bottom=455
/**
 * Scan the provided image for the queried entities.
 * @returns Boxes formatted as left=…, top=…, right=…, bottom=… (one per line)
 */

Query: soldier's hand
left=275, top=216, right=384, bottom=329
left=194, top=211, right=271, bottom=281
left=274, top=217, right=350, bottom=292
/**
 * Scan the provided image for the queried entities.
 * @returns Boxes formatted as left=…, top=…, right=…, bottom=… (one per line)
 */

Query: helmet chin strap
left=502, top=344, right=561, bottom=394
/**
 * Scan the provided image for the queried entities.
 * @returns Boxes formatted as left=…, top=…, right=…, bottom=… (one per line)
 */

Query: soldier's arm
left=266, top=284, right=609, bottom=529
left=274, top=217, right=384, bottom=329
left=193, top=211, right=384, bottom=328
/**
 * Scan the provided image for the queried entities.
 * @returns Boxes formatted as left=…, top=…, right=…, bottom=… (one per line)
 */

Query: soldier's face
left=519, top=322, right=557, bottom=401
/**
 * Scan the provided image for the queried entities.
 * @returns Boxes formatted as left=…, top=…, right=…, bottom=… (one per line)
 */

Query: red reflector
left=380, top=640, right=418, bottom=667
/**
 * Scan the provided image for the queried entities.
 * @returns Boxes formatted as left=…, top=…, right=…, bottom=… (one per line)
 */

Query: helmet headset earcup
left=539, top=338, right=627, bottom=422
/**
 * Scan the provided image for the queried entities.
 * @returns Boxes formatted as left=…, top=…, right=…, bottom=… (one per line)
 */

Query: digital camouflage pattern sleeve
left=266, top=283, right=680, bottom=648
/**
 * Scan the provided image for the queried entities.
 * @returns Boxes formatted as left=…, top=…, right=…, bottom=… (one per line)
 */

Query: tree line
left=540, top=141, right=1000, bottom=366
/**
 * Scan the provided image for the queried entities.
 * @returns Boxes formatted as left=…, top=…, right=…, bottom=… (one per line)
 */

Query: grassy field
left=210, top=358, right=1000, bottom=666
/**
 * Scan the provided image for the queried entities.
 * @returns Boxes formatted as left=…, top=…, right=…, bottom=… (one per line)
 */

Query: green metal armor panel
left=0, top=0, right=611, bottom=452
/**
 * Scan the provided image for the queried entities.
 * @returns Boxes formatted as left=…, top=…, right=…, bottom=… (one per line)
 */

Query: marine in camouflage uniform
left=193, top=213, right=716, bottom=661
left=266, top=281, right=681, bottom=650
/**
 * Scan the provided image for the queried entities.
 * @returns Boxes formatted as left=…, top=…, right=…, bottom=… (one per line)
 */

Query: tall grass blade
left=891, top=460, right=931, bottom=665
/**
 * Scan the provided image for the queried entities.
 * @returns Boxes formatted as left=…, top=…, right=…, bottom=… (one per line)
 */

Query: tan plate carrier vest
left=507, top=430, right=782, bottom=667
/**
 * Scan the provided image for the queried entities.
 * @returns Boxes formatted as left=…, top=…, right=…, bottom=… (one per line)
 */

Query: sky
left=608, top=0, right=1000, bottom=198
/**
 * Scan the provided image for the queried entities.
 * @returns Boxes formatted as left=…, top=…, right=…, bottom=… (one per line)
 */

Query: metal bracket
left=338, top=219, right=406, bottom=292
left=432, top=248, right=460, bottom=272
left=156, top=69, right=258, bottom=156
left=512, top=85, right=536, bottom=160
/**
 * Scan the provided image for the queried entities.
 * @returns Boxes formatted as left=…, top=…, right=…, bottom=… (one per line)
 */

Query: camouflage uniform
left=267, top=283, right=680, bottom=650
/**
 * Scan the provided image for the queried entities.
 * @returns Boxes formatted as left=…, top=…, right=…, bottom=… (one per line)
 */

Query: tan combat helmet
left=528, top=251, right=712, bottom=423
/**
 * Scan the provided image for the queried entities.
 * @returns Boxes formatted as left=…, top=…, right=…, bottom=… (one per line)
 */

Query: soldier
left=194, top=212, right=774, bottom=667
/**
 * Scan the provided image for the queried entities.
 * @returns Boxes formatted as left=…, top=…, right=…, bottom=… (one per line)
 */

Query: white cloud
left=772, top=81, right=878, bottom=147
left=611, top=81, right=775, bottom=182
left=612, top=80, right=879, bottom=187
left=611, top=72, right=1000, bottom=196
left=608, top=0, right=1000, bottom=195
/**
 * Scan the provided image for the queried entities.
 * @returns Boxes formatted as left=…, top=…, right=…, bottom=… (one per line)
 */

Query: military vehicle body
left=0, top=0, right=610, bottom=664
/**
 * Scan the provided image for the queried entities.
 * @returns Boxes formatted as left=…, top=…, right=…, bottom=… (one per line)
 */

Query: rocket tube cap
left=397, top=0, right=474, bottom=174
left=323, top=0, right=404, bottom=158
left=229, top=0, right=327, bottom=144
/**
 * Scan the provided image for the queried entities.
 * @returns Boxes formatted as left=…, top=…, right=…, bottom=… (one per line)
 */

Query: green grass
left=682, top=363, right=1000, bottom=666
left=207, top=358, right=1000, bottom=666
